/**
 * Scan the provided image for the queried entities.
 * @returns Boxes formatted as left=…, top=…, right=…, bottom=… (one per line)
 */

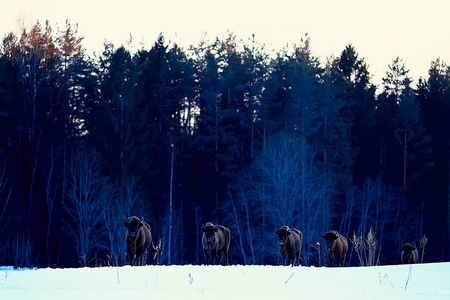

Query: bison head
left=202, top=222, right=218, bottom=245
left=322, top=230, right=339, bottom=253
left=402, top=243, right=417, bottom=257
left=402, top=243, right=416, bottom=252
left=275, top=226, right=292, bottom=247
left=124, top=216, right=144, bottom=241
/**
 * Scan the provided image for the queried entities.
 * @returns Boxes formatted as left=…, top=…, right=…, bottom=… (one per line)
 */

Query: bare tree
left=44, top=146, right=58, bottom=267
left=193, top=202, right=202, bottom=264
left=0, top=164, right=12, bottom=264
left=222, top=188, right=254, bottom=265
left=100, top=176, right=144, bottom=266
left=342, top=178, right=408, bottom=265
left=223, top=133, right=333, bottom=265
left=64, top=148, right=110, bottom=266
left=0, top=163, right=11, bottom=226
left=255, top=134, right=332, bottom=261
left=0, top=163, right=32, bottom=268
left=12, top=231, right=33, bottom=267
left=159, top=206, right=182, bottom=265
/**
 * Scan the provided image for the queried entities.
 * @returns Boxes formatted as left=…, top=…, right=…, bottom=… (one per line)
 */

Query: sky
left=1, top=0, right=450, bottom=87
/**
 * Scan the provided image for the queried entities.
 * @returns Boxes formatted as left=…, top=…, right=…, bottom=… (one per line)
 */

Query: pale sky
left=1, top=0, right=450, bottom=87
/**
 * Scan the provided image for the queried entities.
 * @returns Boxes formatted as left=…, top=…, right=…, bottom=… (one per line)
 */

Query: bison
left=124, top=216, right=152, bottom=266
left=275, top=225, right=303, bottom=266
left=401, top=242, right=418, bottom=264
left=322, top=230, right=348, bottom=267
left=201, top=222, right=231, bottom=265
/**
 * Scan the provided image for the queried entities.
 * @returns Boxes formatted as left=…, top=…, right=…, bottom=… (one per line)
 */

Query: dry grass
left=350, top=228, right=381, bottom=266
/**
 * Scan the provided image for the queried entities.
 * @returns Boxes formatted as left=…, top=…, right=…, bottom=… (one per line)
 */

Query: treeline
left=0, top=20, right=449, bottom=267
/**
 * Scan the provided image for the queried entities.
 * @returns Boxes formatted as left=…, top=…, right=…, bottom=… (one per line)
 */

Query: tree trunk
left=193, top=202, right=200, bottom=264
left=168, top=143, right=174, bottom=265
left=447, top=140, right=450, bottom=253
left=403, top=129, right=408, bottom=189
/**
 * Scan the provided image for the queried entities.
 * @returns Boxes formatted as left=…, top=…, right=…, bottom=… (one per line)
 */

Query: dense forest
left=0, top=20, right=449, bottom=268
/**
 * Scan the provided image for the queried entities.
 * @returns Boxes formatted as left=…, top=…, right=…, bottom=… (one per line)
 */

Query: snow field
left=0, top=263, right=449, bottom=299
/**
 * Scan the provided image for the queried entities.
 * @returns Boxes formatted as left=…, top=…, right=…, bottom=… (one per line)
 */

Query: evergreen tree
left=376, top=58, right=431, bottom=189
left=417, top=59, right=450, bottom=258
left=390, top=58, right=430, bottom=189
left=135, top=35, right=196, bottom=263
left=190, top=38, right=222, bottom=209
left=332, top=44, right=377, bottom=184
left=87, top=45, right=147, bottom=205
left=262, top=50, right=291, bottom=135
left=217, top=32, right=251, bottom=176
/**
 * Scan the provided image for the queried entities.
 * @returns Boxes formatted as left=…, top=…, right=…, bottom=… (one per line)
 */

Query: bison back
left=339, top=234, right=348, bottom=253
left=141, top=221, right=152, bottom=249
left=286, top=228, right=302, bottom=253
left=334, top=234, right=348, bottom=257
left=217, top=225, right=231, bottom=250
left=291, top=228, right=303, bottom=243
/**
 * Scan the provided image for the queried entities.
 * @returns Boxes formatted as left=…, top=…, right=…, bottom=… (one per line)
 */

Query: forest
left=0, top=20, right=449, bottom=268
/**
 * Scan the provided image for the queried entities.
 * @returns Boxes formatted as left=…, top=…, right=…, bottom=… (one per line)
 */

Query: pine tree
left=135, top=35, right=197, bottom=263
left=263, top=50, right=291, bottom=135
left=332, top=44, right=377, bottom=184
left=87, top=45, right=148, bottom=201
left=377, top=57, right=431, bottom=189
left=417, top=59, right=450, bottom=256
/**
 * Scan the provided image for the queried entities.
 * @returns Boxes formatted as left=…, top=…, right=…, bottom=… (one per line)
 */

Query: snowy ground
left=0, top=263, right=449, bottom=299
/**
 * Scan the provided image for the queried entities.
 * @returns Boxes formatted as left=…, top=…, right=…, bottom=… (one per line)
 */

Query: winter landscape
left=1, top=6, right=450, bottom=298
left=1, top=263, right=449, bottom=299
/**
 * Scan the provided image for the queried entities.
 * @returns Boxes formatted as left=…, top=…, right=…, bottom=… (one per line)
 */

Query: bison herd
left=123, top=215, right=420, bottom=267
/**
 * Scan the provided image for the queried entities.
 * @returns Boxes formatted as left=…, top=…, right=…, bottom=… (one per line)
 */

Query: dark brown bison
left=201, top=222, right=231, bottom=265
left=401, top=242, right=418, bottom=264
left=124, top=216, right=152, bottom=266
left=322, top=230, right=348, bottom=267
left=275, top=225, right=303, bottom=266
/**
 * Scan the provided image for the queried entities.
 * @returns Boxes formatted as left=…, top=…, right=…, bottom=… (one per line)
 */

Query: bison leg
left=211, top=249, right=217, bottom=265
left=130, top=252, right=136, bottom=266
left=290, top=252, right=299, bottom=267
left=134, top=248, right=147, bottom=266
left=288, top=252, right=294, bottom=266
left=218, top=249, right=229, bottom=266
left=204, top=249, right=211, bottom=265
left=327, top=254, right=333, bottom=267
left=294, top=250, right=300, bottom=267
left=224, top=249, right=229, bottom=266
left=135, top=252, right=142, bottom=266
left=135, top=254, right=141, bottom=266
left=140, top=249, right=148, bottom=266
left=137, top=254, right=143, bottom=266
left=127, top=250, right=135, bottom=266
left=217, top=250, right=223, bottom=265
left=339, top=254, right=346, bottom=267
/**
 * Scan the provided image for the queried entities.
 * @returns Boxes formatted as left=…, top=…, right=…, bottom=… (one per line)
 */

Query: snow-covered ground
left=1, top=263, right=449, bottom=299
